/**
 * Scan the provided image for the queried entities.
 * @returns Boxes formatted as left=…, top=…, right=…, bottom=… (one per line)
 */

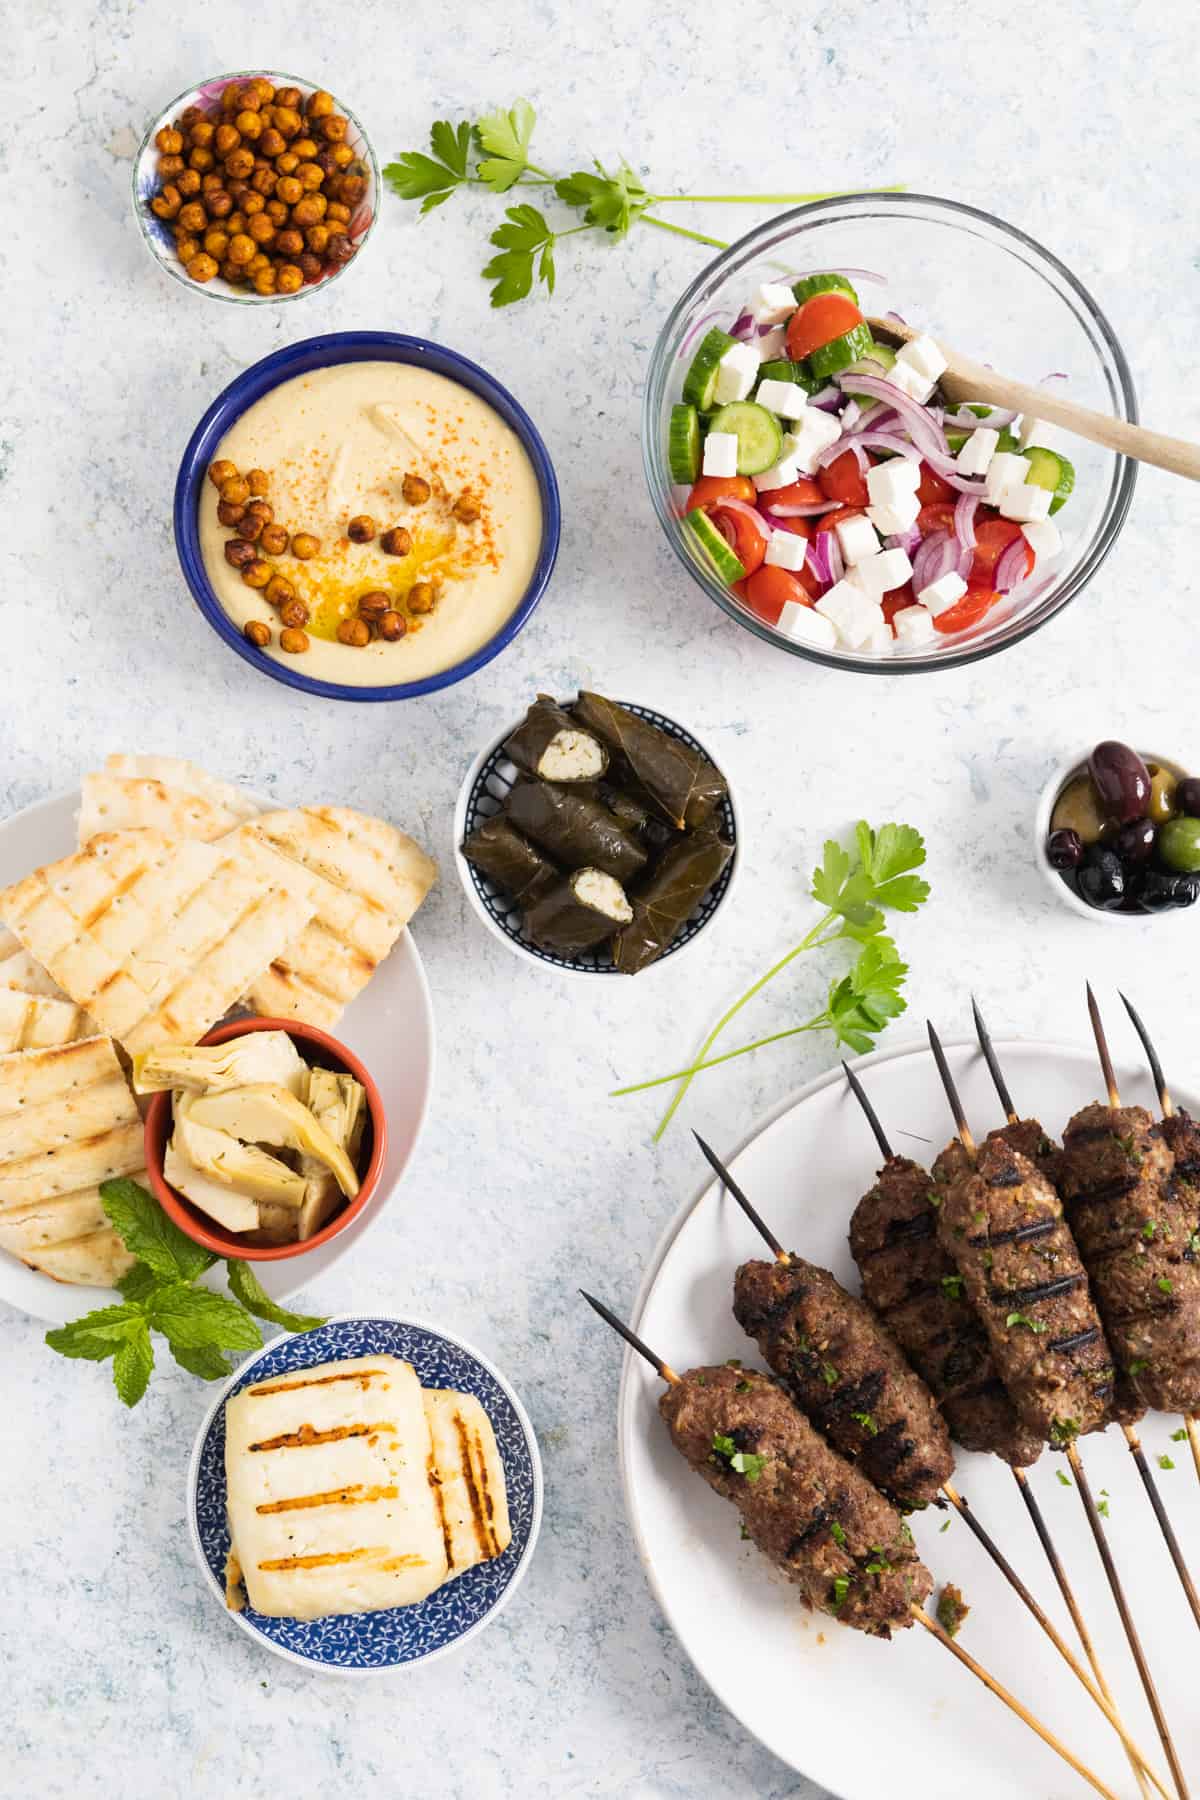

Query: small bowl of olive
left=1037, top=740, right=1200, bottom=919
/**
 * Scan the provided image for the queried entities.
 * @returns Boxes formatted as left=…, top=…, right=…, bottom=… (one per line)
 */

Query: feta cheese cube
left=998, top=483, right=1052, bottom=523
left=815, top=580, right=884, bottom=649
left=713, top=342, right=760, bottom=405
left=886, top=361, right=936, bottom=403
left=702, top=430, right=740, bottom=479
left=1021, top=518, right=1063, bottom=559
left=755, top=378, right=808, bottom=421
left=983, top=451, right=1030, bottom=505
left=753, top=454, right=803, bottom=492
left=853, top=546, right=913, bottom=597
left=750, top=282, right=797, bottom=326
left=1018, top=414, right=1062, bottom=453
left=866, top=490, right=921, bottom=537
left=786, top=408, right=843, bottom=473
left=776, top=600, right=838, bottom=650
left=763, top=530, right=808, bottom=572
left=916, top=570, right=968, bottom=617
left=867, top=459, right=920, bottom=507
left=896, top=333, right=947, bottom=384
left=864, top=621, right=896, bottom=657
left=834, top=514, right=881, bottom=566
left=892, top=604, right=937, bottom=646
left=756, top=325, right=788, bottom=361
left=954, top=427, right=999, bottom=477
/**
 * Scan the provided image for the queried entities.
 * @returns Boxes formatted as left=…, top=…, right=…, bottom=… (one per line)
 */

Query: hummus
left=200, top=361, right=544, bottom=686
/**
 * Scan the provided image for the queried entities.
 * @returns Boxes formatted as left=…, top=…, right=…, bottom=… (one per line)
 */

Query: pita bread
left=0, top=1036, right=142, bottom=1286
left=78, top=773, right=249, bottom=846
left=0, top=985, right=93, bottom=1053
left=230, top=807, right=437, bottom=1029
left=103, top=755, right=259, bottom=822
left=0, top=829, right=317, bottom=1055
left=0, top=925, right=71, bottom=1001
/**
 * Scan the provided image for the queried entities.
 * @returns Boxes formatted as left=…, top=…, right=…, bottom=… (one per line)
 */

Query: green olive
left=1158, top=816, right=1200, bottom=873
left=1051, top=775, right=1108, bottom=846
left=1146, top=763, right=1178, bottom=825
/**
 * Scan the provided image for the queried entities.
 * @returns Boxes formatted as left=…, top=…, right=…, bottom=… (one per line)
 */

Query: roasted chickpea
left=224, top=146, right=255, bottom=180
left=342, top=515, right=374, bottom=544
left=242, top=559, right=272, bottom=589
left=202, top=228, right=229, bottom=260
left=407, top=581, right=436, bottom=614
left=247, top=214, right=275, bottom=246
left=190, top=145, right=216, bottom=172
left=265, top=574, right=296, bottom=607
left=402, top=472, right=431, bottom=506
left=250, top=165, right=277, bottom=196
left=156, top=125, right=184, bottom=155
left=244, top=498, right=273, bottom=527
left=319, top=113, right=348, bottom=143
left=292, top=136, right=319, bottom=161
left=306, top=88, right=335, bottom=119
left=259, top=523, right=289, bottom=555
left=215, top=122, right=241, bottom=156
left=279, top=598, right=310, bottom=629
left=275, top=85, right=302, bottom=110
left=292, top=163, right=320, bottom=193
left=243, top=619, right=272, bottom=648
left=221, top=84, right=241, bottom=113
left=235, top=109, right=263, bottom=140
left=291, top=532, right=321, bottom=560
left=224, top=538, right=257, bottom=569
left=218, top=475, right=249, bottom=507
left=275, top=150, right=299, bottom=175
left=280, top=627, right=310, bottom=654
left=303, top=223, right=329, bottom=256
left=337, top=174, right=366, bottom=207
left=236, top=510, right=263, bottom=542
left=206, top=189, right=233, bottom=219
left=226, top=211, right=247, bottom=235
left=275, top=175, right=303, bottom=206
left=357, top=590, right=390, bottom=618
left=220, top=262, right=245, bottom=285
left=173, top=237, right=201, bottom=266
left=252, top=262, right=276, bottom=295
left=326, top=231, right=355, bottom=265
left=208, top=459, right=237, bottom=489
left=176, top=167, right=203, bottom=197
left=453, top=493, right=482, bottom=524
left=243, top=468, right=268, bottom=497
left=258, top=127, right=286, bottom=159
left=272, top=105, right=302, bottom=139
left=337, top=617, right=372, bottom=647
left=297, top=252, right=323, bottom=281
left=380, top=527, right=412, bottom=556
left=190, top=119, right=215, bottom=148
left=217, top=498, right=246, bottom=527
left=265, top=198, right=289, bottom=226
left=158, top=153, right=186, bottom=179
left=234, top=82, right=261, bottom=111
left=227, top=232, right=256, bottom=265
left=242, top=188, right=267, bottom=216
left=180, top=107, right=203, bottom=129
left=330, top=142, right=355, bottom=169
left=246, top=252, right=271, bottom=276
left=151, top=185, right=182, bottom=220
left=251, top=77, right=275, bottom=104
left=325, top=201, right=350, bottom=224
left=186, top=252, right=219, bottom=283
left=315, top=148, right=338, bottom=177
left=291, top=193, right=326, bottom=226
left=276, top=263, right=304, bottom=294
left=275, top=226, right=305, bottom=257
left=377, top=609, right=406, bottom=641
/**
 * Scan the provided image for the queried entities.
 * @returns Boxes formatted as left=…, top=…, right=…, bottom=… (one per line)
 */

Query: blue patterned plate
left=187, top=1315, right=542, bottom=1672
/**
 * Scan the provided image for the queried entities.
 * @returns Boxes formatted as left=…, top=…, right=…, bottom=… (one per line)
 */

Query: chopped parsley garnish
left=712, top=1432, right=735, bottom=1457
left=821, top=1361, right=839, bottom=1387
left=830, top=1520, right=847, bottom=1548
left=939, top=1518, right=951, bottom=1532
left=1051, top=1418, right=1081, bottom=1444
left=865, top=1558, right=890, bottom=1576
left=900, top=1522, right=914, bottom=1544
left=927, top=1190, right=942, bottom=1209
left=830, top=1575, right=851, bottom=1612
left=936, top=1583, right=969, bottom=1639
left=739, top=1522, right=750, bottom=1541
left=735, top=1379, right=751, bottom=1393
left=852, top=1410, right=879, bottom=1436
left=1097, top=1498, right=1110, bottom=1518
left=1142, top=1219, right=1158, bottom=1240
left=724, top=1357, right=742, bottom=1368
left=940, top=1273, right=965, bottom=1300
left=1006, top=1311, right=1046, bottom=1334
left=1056, top=1470, right=1072, bottom=1487
left=1129, top=1358, right=1149, bottom=1375
left=1171, top=1427, right=1187, bottom=1441
left=1157, top=1276, right=1174, bottom=1295
left=711, top=1433, right=768, bottom=1483
left=1188, top=1232, right=1200, bottom=1257
left=1159, top=1454, right=1176, bottom=1471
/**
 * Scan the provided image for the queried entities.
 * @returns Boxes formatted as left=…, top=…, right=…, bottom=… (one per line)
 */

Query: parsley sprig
left=44, top=1179, right=326, bottom=1407
left=384, top=100, right=903, bottom=307
left=612, top=822, right=929, bottom=1139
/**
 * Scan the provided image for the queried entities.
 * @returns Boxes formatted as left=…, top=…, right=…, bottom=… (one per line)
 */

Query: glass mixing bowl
left=643, top=193, right=1137, bottom=674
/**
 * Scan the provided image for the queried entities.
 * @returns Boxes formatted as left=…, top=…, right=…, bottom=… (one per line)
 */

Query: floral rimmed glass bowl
left=133, top=70, right=378, bottom=305
left=643, top=192, right=1138, bottom=675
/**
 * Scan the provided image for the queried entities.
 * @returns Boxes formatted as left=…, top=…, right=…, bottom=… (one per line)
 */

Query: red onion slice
left=679, top=309, right=728, bottom=356
left=954, top=491, right=979, bottom=550
left=763, top=498, right=841, bottom=518
left=806, top=536, right=835, bottom=587
left=885, top=525, right=921, bottom=555
left=942, top=405, right=1018, bottom=431
left=841, top=399, right=861, bottom=430
left=911, top=529, right=971, bottom=595
left=808, top=385, right=841, bottom=410
left=833, top=373, right=946, bottom=462
left=994, top=538, right=1031, bottom=592
left=712, top=496, right=770, bottom=538
left=823, top=528, right=845, bottom=584
left=846, top=401, right=888, bottom=434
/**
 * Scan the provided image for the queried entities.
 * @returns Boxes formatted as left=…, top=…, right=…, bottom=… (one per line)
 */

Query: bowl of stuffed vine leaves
left=454, top=691, right=739, bottom=976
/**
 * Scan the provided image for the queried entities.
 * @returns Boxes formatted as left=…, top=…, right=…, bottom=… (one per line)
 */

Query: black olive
left=1076, top=845, right=1126, bottom=912
left=1089, top=741, right=1151, bottom=824
left=1114, top=818, right=1156, bottom=865
left=1175, top=776, right=1200, bottom=819
left=1047, top=828, right=1083, bottom=870
left=1139, top=870, right=1200, bottom=913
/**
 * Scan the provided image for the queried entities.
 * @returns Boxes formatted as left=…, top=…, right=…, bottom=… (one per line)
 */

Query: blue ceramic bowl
left=187, top=1314, right=543, bottom=1673
left=174, top=332, right=560, bottom=701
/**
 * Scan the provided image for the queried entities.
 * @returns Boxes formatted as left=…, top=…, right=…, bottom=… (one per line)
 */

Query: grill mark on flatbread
left=256, top=1546, right=396, bottom=1573
left=255, top=1483, right=399, bottom=1514
left=249, top=1368, right=391, bottom=1397
left=80, top=865, right=154, bottom=933
left=248, top=1421, right=395, bottom=1453
left=456, top=1414, right=499, bottom=1559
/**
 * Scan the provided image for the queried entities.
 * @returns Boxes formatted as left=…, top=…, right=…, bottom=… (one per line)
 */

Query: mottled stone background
left=2, top=2, right=1198, bottom=1795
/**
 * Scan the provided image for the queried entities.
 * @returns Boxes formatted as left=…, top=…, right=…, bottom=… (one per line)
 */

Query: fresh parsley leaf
left=555, top=160, right=650, bottom=237
left=729, top=1450, right=768, bottom=1482
left=169, top=1343, right=233, bottom=1381
left=382, top=115, right=473, bottom=214
left=852, top=1410, right=879, bottom=1437
left=101, top=1178, right=215, bottom=1284
left=45, top=1304, right=146, bottom=1363
left=226, top=1262, right=328, bottom=1333
left=1050, top=1417, right=1080, bottom=1444
left=146, top=1284, right=263, bottom=1353
left=1097, top=1497, right=1110, bottom=1517
left=482, top=204, right=557, bottom=308
left=940, top=1274, right=965, bottom=1300
left=1129, top=1358, right=1149, bottom=1375
left=112, top=1325, right=154, bottom=1408
left=430, top=119, right=472, bottom=181
left=821, top=1361, right=839, bottom=1386
left=1056, top=1469, right=1072, bottom=1487
left=739, top=1523, right=750, bottom=1541
left=939, top=1518, right=951, bottom=1532
left=830, top=1520, right=848, bottom=1548
left=830, top=1575, right=850, bottom=1611
left=810, top=837, right=852, bottom=911
left=853, top=822, right=930, bottom=912
left=1157, top=1276, right=1174, bottom=1295
left=712, top=1432, right=736, bottom=1458
left=475, top=99, right=537, bottom=191
left=1006, top=1311, right=1047, bottom=1334
left=1171, top=1426, right=1187, bottom=1441
left=1159, top=1454, right=1176, bottom=1471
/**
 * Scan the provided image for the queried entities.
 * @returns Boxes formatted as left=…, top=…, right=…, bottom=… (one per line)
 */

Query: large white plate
left=0, top=791, right=435, bottom=1325
left=619, top=1037, right=1200, bottom=1800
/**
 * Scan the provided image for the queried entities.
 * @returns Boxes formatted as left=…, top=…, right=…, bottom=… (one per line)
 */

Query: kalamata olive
left=1139, top=870, right=1200, bottom=913
left=1174, top=776, right=1200, bottom=820
left=1115, top=818, right=1157, bottom=865
left=1147, top=764, right=1179, bottom=823
left=1158, top=816, right=1200, bottom=873
left=1051, top=776, right=1108, bottom=846
left=1088, top=740, right=1151, bottom=824
left=1076, top=845, right=1126, bottom=912
left=1047, top=828, right=1084, bottom=870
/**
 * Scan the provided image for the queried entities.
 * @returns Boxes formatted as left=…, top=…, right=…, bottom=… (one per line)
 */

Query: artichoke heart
left=134, top=1032, right=309, bottom=1098
left=164, top=1139, right=261, bottom=1234
left=296, top=1070, right=367, bottom=1240
left=173, top=1095, right=307, bottom=1208
left=186, top=1083, right=360, bottom=1199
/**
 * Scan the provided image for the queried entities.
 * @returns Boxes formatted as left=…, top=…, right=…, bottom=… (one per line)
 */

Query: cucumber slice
left=808, top=321, right=874, bottom=380
left=792, top=272, right=859, bottom=307
left=945, top=430, right=968, bottom=454
left=757, top=358, right=823, bottom=396
left=995, top=426, right=1020, bottom=454
left=685, top=507, right=746, bottom=585
left=1022, top=446, right=1075, bottom=514
left=682, top=327, right=736, bottom=410
left=709, top=401, right=783, bottom=476
left=667, top=404, right=701, bottom=485
left=843, top=343, right=897, bottom=403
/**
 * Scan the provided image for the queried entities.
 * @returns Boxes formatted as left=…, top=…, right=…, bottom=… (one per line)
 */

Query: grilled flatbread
left=230, top=807, right=437, bottom=1029
left=78, top=772, right=250, bottom=846
left=102, top=755, right=259, bottom=822
left=0, top=829, right=316, bottom=1055
left=0, top=925, right=70, bottom=1001
left=0, top=985, right=93, bottom=1052
left=423, top=1389, right=512, bottom=1577
left=0, top=1036, right=142, bottom=1285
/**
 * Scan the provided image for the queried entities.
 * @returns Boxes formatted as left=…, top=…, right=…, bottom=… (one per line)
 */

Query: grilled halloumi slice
left=423, top=1389, right=512, bottom=1578
left=224, top=1355, right=449, bottom=1620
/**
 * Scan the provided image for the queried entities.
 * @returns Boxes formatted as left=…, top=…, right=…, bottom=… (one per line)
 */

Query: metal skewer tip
left=1085, top=983, right=1122, bottom=1110
left=926, top=1021, right=976, bottom=1157
left=693, top=1131, right=790, bottom=1265
left=578, top=1289, right=679, bottom=1385
left=841, top=1060, right=894, bottom=1162
left=970, top=996, right=1018, bottom=1124
left=1119, top=992, right=1174, bottom=1117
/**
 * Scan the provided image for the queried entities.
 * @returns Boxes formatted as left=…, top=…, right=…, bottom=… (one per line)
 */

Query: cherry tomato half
left=817, top=451, right=870, bottom=509
left=882, top=584, right=915, bottom=624
left=786, top=292, right=865, bottom=361
left=916, top=462, right=954, bottom=505
left=767, top=514, right=812, bottom=539
left=970, top=518, right=1034, bottom=586
left=686, top=474, right=756, bottom=511
left=814, top=505, right=865, bottom=537
left=743, top=564, right=810, bottom=626
left=711, top=502, right=768, bottom=577
left=933, top=587, right=998, bottom=634
left=916, top=502, right=957, bottom=539
left=762, top=476, right=825, bottom=510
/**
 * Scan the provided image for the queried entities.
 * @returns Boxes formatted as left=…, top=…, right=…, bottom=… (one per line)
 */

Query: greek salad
left=669, top=273, right=1075, bottom=656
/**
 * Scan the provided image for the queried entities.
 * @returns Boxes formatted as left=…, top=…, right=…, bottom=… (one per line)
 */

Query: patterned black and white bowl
left=187, top=1314, right=542, bottom=1673
left=453, top=699, right=740, bottom=976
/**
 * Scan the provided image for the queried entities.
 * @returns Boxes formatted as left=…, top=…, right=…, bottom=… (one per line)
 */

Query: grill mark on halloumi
left=249, top=1368, right=392, bottom=1397
left=456, top=1414, right=499, bottom=1559
left=248, top=1420, right=396, bottom=1453
left=257, top=1546, right=394, bottom=1573
left=255, top=1482, right=399, bottom=1515
left=427, top=1452, right=453, bottom=1565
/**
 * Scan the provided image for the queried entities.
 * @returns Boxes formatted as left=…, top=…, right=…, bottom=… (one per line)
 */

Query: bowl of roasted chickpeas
left=133, top=71, right=378, bottom=302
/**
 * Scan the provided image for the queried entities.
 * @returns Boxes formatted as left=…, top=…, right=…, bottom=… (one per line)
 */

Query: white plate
left=0, top=790, right=435, bottom=1325
left=619, top=1036, right=1200, bottom=1800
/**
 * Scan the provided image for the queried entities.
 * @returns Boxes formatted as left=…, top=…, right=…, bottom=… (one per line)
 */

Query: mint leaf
left=475, top=99, right=536, bottom=191
left=100, top=1177, right=215, bottom=1284
left=46, top=1304, right=145, bottom=1362
left=117, top=1261, right=163, bottom=1304
left=482, top=205, right=556, bottom=307
left=169, top=1342, right=233, bottom=1381
left=227, top=1261, right=327, bottom=1332
left=112, top=1325, right=154, bottom=1407
left=147, top=1284, right=263, bottom=1353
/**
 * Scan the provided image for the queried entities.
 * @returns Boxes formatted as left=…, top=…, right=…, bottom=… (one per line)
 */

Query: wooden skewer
left=696, top=1122, right=1169, bottom=1798
left=930, top=1018, right=1190, bottom=1800
left=839, top=1066, right=1164, bottom=1799
left=580, top=1287, right=1124, bottom=1800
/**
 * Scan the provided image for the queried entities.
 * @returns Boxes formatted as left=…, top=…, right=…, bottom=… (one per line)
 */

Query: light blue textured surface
left=2, top=3, right=1198, bottom=1796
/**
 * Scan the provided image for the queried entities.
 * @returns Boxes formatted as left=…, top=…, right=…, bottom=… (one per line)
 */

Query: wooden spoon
left=867, top=315, right=1200, bottom=482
